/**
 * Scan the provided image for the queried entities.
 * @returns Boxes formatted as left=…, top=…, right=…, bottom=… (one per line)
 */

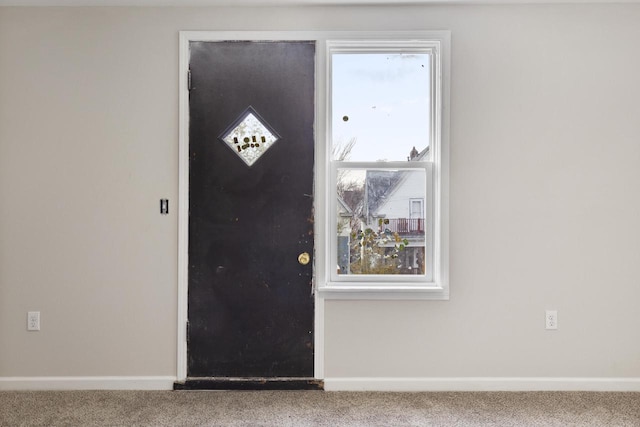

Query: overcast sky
left=332, top=53, right=431, bottom=162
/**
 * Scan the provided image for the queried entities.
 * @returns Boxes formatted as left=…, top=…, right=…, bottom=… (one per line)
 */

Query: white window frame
left=319, top=34, right=450, bottom=300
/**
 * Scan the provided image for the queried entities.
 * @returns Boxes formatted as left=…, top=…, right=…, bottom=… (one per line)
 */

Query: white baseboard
left=2, top=376, right=639, bottom=392
left=324, top=377, right=640, bottom=392
left=0, top=376, right=176, bottom=391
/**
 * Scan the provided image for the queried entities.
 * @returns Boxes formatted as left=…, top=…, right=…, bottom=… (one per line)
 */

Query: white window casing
left=319, top=33, right=450, bottom=300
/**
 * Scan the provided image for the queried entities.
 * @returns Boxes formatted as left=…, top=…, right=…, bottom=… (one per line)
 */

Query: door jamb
left=177, top=31, right=327, bottom=381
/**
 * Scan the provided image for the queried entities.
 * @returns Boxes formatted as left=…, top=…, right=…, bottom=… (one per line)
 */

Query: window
left=410, top=199, right=424, bottom=219
left=323, top=34, right=449, bottom=299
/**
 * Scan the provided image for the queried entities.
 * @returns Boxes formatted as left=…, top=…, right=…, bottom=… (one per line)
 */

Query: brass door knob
left=298, top=252, right=310, bottom=265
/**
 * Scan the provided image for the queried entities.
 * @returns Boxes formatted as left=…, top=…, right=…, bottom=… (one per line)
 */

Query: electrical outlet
left=545, top=310, right=557, bottom=330
left=27, top=311, right=40, bottom=331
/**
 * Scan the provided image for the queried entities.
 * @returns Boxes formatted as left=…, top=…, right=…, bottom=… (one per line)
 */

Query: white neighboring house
left=360, top=146, right=427, bottom=275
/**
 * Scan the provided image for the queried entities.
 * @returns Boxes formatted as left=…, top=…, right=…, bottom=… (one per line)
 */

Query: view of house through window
left=332, top=50, right=432, bottom=278
left=337, top=167, right=427, bottom=275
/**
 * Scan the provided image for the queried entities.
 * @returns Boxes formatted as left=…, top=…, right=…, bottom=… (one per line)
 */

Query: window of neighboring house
left=325, top=34, right=449, bottom=298
left=410, top=199, right=424, bottom=219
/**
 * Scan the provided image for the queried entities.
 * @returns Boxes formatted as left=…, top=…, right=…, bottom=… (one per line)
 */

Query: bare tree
left=334, top=138, right=362, bottom=209
left=331, top=137, right=357, bottom=162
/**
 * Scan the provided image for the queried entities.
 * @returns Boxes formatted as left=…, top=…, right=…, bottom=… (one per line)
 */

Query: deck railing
left=380, top=218, right=425, bottom=235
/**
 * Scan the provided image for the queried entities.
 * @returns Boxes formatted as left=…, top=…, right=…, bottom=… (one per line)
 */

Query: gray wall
left=1, top=4, right=639, bottom=379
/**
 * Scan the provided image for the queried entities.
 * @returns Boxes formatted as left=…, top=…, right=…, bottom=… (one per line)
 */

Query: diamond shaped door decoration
left=219, top=106, right=280, bottom=167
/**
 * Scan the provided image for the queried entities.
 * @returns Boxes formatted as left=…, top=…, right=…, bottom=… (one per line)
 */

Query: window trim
left=319, top=32, right=450, bottom=300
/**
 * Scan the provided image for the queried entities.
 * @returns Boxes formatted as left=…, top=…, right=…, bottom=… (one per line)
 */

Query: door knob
left=298, top=252, right=310, bottom=265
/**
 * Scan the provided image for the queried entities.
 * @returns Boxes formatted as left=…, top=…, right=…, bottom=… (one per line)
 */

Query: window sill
left=318, top=283, right=449, bottom=300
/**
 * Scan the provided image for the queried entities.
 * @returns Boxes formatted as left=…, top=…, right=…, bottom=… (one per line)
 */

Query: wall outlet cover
left=27, top=311, right=40, bottom=331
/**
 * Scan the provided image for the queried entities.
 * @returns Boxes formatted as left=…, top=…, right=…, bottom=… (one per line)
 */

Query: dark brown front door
left=187, top=41, right=315, bottom=379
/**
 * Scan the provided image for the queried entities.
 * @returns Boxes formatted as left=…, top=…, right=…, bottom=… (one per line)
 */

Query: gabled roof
left=366, top=146, right=429, bottom=218
left=337, top=195, right=353, bottom=217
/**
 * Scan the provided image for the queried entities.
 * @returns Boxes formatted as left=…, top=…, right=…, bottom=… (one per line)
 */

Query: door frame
left=177, top=31, right=327, bottom=381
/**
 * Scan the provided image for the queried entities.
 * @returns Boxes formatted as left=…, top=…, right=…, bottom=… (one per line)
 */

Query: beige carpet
left=1, top=390, right=639, bottom=426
